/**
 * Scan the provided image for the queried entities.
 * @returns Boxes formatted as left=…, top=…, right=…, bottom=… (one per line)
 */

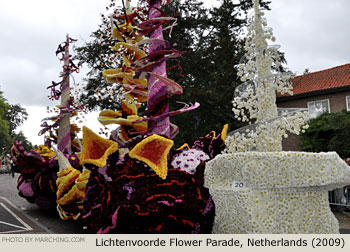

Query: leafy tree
left=300, top=110, right=350, bottom=158
left=163, top=0, right=217, bottom=145
left=5, top=104, right=28, bottom=135
left=74, top=2, right=123, bottom=111
left=0, top=90, right=11, bottom=155
left=167, top=0, right=273, bottom=145
left=0, top=89, right=32, bottom=154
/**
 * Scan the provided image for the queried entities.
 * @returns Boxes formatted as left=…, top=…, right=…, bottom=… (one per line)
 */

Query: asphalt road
left=0, top=173, right=84, bottom=234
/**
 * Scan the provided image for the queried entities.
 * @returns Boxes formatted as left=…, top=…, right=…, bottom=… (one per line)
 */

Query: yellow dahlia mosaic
left=79, top=126, right=119, bottom=168
left=129, top=134, right=173, bottom=180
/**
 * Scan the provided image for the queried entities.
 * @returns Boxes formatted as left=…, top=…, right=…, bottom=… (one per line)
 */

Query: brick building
left=276, top=63, right=350, bottom=151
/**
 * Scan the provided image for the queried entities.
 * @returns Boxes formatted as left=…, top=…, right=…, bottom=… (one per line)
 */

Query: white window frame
left=346, top=96, right=350, bottom=111
left=307, top=99, right=330, bottom=119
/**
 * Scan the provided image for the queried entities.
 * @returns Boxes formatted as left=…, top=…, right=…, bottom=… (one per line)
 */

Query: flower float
left=205, top=0, right=350, bottom=234
left=78, top=0, right=227, bottom=234
left=80, top=128, right=227, bottom=233
left=12, top=0, right=228, bottom=233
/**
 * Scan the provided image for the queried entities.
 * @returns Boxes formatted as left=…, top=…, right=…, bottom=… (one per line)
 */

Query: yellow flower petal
left=205, top=131, right=216, bottom=140
left=176, top=143, right=190, bottom=151
left=79, top=126, right=119, bottom=168
left=56, top=149, right=91, bottom=221
left=221, top=124, right=229, bottom=142
left=34, top=145, right=56, bottom=159
left=129, top=134, right=173, bottom=180
left=113, top=42, right=147, bottom=67
left=98, top=113, right=147, bottom=132
left=112, top=23, right=143, bottom=43
left=102, top=68, right=136, bottom=84
left=121, top=93, right=139, bottom=115
left=56, top=167, right=81, bottom=200
left=102, top=68, right=123, bottom=83
left=99, top=109, right=123, bottom=118
left=57, top=169, right=91, bottom=206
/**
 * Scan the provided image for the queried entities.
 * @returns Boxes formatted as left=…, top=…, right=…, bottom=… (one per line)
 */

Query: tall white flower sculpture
left=226, top=0, right=308, bottom=152
left=205, top=0, right=350, bottom=234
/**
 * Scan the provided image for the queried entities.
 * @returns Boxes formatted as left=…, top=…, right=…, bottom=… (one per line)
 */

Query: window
left=307, top=99, right=330, bottom=118
left=346, top=96, right=350, bottom=111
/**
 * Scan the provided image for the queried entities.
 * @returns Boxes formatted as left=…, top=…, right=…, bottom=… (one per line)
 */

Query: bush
left=300, top=110, right=350, bottom=158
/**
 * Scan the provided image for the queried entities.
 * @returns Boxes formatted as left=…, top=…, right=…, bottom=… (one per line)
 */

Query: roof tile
left=281, top=63, right=350, bottom=97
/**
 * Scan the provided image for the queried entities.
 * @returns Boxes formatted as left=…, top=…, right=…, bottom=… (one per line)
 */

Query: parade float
left=11, top=0, right=227, bottom=233
left=10, top=0, right=350, bottom=234
left=204, top=0, right=350, bottom=233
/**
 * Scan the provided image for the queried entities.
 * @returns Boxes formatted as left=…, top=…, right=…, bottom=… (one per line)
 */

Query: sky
left=0, top=0, right=349, bottom=146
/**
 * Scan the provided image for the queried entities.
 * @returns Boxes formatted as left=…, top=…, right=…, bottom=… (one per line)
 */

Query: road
left=0, top=173, right=83, bottom=234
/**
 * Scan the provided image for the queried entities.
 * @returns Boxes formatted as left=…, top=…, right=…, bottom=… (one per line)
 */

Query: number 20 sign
left=232, top=181, right=245, bottom=188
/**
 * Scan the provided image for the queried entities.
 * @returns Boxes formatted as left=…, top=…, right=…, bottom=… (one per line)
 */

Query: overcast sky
left=0, top=0, right=349, bottom=145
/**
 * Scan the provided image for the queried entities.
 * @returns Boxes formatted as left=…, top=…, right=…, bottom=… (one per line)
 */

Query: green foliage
left=0, top=90, right=11, bottom=155
left=5, top=104, right=28, bottom=135
left=74, top=28, right=122, bottom=111
left=300, top=110, right=350, bottom=158
left=0, top=89, right=32, bottom=155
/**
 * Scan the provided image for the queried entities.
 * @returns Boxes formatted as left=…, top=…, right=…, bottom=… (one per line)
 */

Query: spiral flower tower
left=205, top=0, right=350, bottom=234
